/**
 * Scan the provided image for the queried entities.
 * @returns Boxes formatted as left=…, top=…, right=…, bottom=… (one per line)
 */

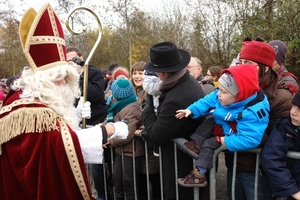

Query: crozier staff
left=0, top=3, right=128, bottom=200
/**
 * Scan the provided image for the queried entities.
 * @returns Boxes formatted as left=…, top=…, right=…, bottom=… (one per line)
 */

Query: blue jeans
left=227, top=166, right=270, bottom=200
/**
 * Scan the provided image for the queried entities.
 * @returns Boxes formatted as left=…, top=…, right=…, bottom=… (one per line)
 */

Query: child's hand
left=135, top=129, right=143, bottom=135
left=292, top=191, right=300, bottom=200
left=103, top=142, right=110, bottom=148
left=220, top=137, right=226, bottom=148
left=175, top=109, right=191, bottom=119
left=105, top=90, right=112, bottom=100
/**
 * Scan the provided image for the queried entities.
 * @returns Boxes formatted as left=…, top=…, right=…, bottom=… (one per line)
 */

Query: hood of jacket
left=222, top=64, right=260, bottom=102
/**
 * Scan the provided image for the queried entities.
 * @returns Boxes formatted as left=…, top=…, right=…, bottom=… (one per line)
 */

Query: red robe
left=0, top=91, right=92, bottom=200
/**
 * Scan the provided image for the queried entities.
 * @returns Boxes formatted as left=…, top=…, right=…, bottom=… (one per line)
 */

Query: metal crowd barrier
left=94, top=137, right=299, bottom=200
left=209, top=146, right=300, bottom=200
left=209, top=147, right=262, bottom=200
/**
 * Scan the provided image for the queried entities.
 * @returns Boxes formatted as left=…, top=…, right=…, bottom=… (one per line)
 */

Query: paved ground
left=216, top=152, right=228, bottom=199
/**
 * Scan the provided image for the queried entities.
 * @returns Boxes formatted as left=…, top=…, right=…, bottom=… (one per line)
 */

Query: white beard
left=16, top=65, right=81, bottom=130
left=48, top=84, right=80, bottom=130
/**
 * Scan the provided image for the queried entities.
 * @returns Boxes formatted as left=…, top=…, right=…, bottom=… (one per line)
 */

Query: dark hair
left=255, top=37, right=264, bottom=42
left=107, top=63, right=119, bottom=75
left=208, top=66, right=223, bottom=81
left=66, top=46, right=82, bottom=57
left=243, top=37, right=264, bottom=42
left=257, top=63, right=274, bottom=87
left=243, top=37, right=252, bottom=42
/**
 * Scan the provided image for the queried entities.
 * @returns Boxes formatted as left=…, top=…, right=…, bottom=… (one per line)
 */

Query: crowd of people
left=0, top=2, right=300, bottom=200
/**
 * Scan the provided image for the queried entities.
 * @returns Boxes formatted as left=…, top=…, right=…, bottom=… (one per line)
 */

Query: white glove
left=76, top=97, right=91, bottom=121
left=108, top=121, right=129, bottom=140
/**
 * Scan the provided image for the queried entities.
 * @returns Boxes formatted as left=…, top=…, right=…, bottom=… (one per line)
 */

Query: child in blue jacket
left=175, top=64, right=270, bottom=187
left=261, top=89, right=300, bottom=200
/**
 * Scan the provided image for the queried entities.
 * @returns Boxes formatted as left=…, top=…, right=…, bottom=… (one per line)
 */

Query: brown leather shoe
left=177, top=169, right=207, bottom=187
left=174, top=138, right=200, bottom=159
left=185, top=140, right=200, bottom=154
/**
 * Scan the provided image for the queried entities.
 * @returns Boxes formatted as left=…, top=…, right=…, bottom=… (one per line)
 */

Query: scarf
left=159, top=68, right=187, bottom=91
left=213, top=81, right=219, bottom=87
left=106, top=94, right=137, bottom=122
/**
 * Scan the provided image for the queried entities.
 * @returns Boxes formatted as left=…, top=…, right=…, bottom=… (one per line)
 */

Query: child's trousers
left=190, top=116, right=221, bottom=169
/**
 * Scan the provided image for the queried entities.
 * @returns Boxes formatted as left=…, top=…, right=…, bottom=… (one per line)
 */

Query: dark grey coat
left=142, top=70, right=205, bottom=199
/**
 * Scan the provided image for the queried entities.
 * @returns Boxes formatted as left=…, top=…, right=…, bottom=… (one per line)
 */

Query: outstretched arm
left=75, top=122, right=128, bottom=163
left=175, top=109, right=192, bottom=119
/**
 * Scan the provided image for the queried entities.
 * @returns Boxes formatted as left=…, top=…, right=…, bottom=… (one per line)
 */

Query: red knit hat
left=240, top=41, right=276, bottom=67
left=19, top=3, right=67, bottom=71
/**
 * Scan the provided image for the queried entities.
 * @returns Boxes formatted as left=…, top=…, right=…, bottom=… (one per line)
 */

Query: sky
left=19, top=0, right=159, bottom=9
left=12, top=0, right=166, bottom=27
left=21, top=1, right=58, bottom=10
left=16, top=0, right=164, bottom=15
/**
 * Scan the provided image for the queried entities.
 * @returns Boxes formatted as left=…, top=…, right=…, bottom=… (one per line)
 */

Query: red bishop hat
left=19, top=3, right=67, bottom=71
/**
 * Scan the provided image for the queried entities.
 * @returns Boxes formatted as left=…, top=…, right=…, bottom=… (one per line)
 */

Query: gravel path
left=216, top=152, right=228, bottom=199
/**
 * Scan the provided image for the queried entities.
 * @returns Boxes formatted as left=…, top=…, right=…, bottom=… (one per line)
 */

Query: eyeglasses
left=206, top=74, right=212, bottom=77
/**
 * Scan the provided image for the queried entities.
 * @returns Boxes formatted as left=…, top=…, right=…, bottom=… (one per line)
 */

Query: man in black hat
left=141, top=41, right=205, bottom=200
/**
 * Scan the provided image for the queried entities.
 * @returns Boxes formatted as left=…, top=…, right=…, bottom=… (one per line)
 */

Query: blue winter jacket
left=261, top=116, right=300, bottom=198
left=187, top=89, right=270, bottom=151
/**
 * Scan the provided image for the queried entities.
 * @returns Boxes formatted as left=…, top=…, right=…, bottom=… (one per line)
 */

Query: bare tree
left=1, top=0, right=300, bottom=78
left=186, top=0, right=239, bottom=68
left=0, top=2, right=24, bottom=78
left=100, top=0, right=142, bottom=69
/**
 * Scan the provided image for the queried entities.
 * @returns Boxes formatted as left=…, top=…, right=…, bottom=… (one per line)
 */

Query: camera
left=71, top=57, right=85, bottom=67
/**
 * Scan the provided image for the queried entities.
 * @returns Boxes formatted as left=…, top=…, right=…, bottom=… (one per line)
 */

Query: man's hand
left=175, top=109, right=191, bottom=119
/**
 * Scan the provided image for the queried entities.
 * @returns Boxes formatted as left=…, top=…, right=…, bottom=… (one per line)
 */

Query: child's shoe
left=174, top=138, right=200, bottom=159
left=177, top=168, right=207, bottom=187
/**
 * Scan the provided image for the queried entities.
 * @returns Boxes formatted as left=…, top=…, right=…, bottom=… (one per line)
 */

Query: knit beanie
left=292, top=89, right=300, bottom=108
left=111, top=78, right=134, bottom=100
left=268, top=40, right=287, bottom=66
left=240, top=41, right=276, bottom=67
left=218, top=72, right=239, bottom=96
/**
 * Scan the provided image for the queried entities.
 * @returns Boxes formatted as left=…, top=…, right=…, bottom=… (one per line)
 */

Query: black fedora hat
left=145, top=41, right=190, bottom=72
